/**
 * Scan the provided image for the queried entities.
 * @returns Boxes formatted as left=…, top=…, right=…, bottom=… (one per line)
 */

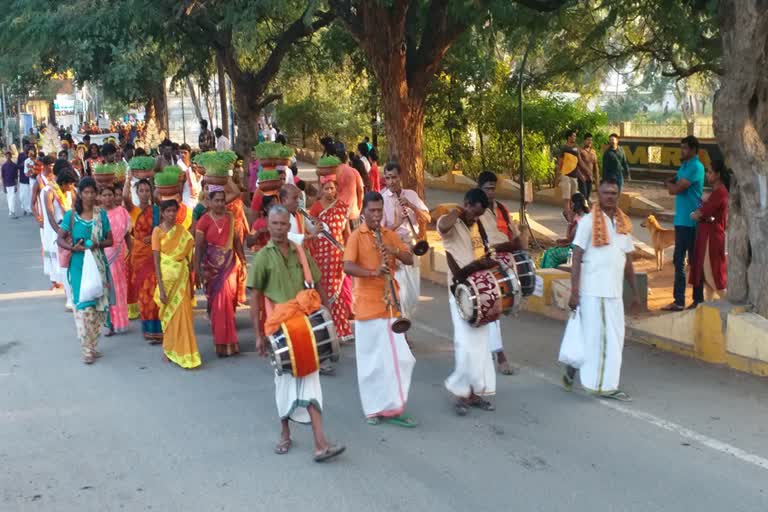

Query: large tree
left=168, top=0, right=334, bottom=155
left=713, top=0, right=768, bottom=317
left=328, top=0, right=567, bottom=195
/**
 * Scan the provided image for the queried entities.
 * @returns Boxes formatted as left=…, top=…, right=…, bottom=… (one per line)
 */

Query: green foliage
left=93, top=163, right=119, bottom=175
left=193, top=151, right=237, bottom=176
left=154, top=166, right=181, bottom=186
left=128, top=156, right=157, bottom=171
left=317, top=155, right=341, bottom=167
left=253, top=142, right=294, bottom=160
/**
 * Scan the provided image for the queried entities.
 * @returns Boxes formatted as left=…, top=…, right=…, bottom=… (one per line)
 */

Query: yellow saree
left=154, top=225, right=201, bottom=369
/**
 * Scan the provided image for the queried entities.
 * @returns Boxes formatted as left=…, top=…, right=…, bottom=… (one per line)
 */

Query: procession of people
left=2, top=130, right=650, bottom=464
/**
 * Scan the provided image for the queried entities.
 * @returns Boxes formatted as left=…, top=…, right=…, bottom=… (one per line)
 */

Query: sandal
left=314, top=444, right=345, bottom=463
left=366, top=416, right=381, bottom=425
left=83, top=357, right=95, bottom=365
left=497, top=361, right=515, bottom=375
left=274, top=438, right=292, bottom=455
left=601, top=390, right=632, bottom=402
left=562, top=372, right=574, bottom=392
left=469, top=398, right=496, bottom=411
left=319, top=365, right=336, bottom=376
left=661, top=303, right=684, bottom=312
left=454, top=401, right=469, bottom=416
left=382, top=414, right=418, bottom=428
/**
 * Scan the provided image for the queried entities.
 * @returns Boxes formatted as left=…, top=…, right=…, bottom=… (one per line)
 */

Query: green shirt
left=247, top=240, right=321, bottom=304
left=602, top=147, right=629, bottom=180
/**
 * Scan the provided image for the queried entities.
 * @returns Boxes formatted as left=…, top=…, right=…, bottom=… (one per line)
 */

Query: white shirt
left=287, top=211, right=317, bottom=245
left=180, top=161, right=202, bottom=209
left=382, top=188, right=428, bottom=245
left=360, top=156, right=371, bottom=174
left=216, top=135, right=231, bottom=151
left=267, top=128, right=277, bottom=142
left=572, top=211, right=635, bottom=298
left=24, top=158, right=36, bottom=177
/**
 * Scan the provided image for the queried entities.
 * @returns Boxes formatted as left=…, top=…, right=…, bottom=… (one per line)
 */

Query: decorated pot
left=156, top=184, right=180, bottom=197
left=205, top=174, right=229, bottom=186
left=132, top=169, right=154, bottom=180
left=258, top=178, right=282, bottom=193
left=94, top=173, right=115, bottom=187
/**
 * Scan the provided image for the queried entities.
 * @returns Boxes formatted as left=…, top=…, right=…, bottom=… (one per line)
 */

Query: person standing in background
left=577, top=133, right=600, bottom=201
left=215, top=128, right=231, bottom=151
left=335, top=145, right=364, bottom=228
left=663, top=135, right=705, bottom=311
left=16, top=147, right=30, bottom=216
left=602, top=133, right=630, bottom=191
left=557, top=129, right=585, bottom=212
left=198, top=119, right=215, bottom=152
left=2, top=151, right=19, bottom=219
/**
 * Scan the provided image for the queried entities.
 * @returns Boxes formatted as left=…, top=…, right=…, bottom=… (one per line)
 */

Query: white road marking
left=413, top=321, right=768, bottom=473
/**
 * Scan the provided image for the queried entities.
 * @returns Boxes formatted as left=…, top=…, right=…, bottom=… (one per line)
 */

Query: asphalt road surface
left=1, top=192, right=767, bottom=512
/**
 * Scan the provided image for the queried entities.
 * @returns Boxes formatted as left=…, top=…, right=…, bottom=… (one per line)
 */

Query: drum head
left=454, top=283, right=476, bottom=322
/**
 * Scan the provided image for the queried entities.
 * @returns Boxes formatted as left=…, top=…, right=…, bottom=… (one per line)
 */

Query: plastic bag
left=79, top=249, right=104, bottom=303
left=558, top=308, right=584, bottom=368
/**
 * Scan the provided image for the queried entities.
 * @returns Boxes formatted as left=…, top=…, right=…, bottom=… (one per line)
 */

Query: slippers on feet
left=454, top=402, right=469, bottom=416
left=274, top=438, right=292, bottom=455
left=562, top=372, right=574, bottom=391
left=366, top=416, right=381, bottom=425
left=314, top=444, right=345, bottom=462
left=319, top=366, right=336, bottom=376
left=382, top=414, right=418, bottom=428
left=601, top=390, right=632, bottom=402
left=469, top=398, right=495, bottom=411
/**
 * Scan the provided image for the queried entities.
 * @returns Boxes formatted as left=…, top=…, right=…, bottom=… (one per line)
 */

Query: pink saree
left=105, top=206, right=131, bottom=332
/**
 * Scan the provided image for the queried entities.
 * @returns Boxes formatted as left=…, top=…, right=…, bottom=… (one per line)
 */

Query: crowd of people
left=3, top=125, right=725, bottom=462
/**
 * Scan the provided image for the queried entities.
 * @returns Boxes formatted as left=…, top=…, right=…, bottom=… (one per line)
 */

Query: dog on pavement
left=640, top=215, right=676, bottom=271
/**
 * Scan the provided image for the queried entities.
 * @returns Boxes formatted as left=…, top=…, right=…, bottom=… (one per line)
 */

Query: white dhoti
left=579, top=296, right=625, bottom=394
left=275, top=371, right=323, bottom=424
left=19, top=183, right=31, bottom=214
left=355, top=318, right=415, bottom=417
left=39, top=228, right=52, bottom=277
left=486, top=320, right=503, bottom=353
left=445, top=295, right=496, bottom=398
left=394, top=259, right=420, bottom=318
left=5, top=187, right=18, bottom=217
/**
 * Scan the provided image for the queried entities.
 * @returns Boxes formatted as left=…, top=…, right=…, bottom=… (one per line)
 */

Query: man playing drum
left=343, top=192, right=417, bottom=427
left=248, top=205, right=345, bottom=462
left=477, top=171, right=525, bottom=375
left=437, top=188, right=516, bottom=416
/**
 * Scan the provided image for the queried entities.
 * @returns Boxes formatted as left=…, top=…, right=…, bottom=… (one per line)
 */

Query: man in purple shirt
left=2, top=151, right=20, bottom=218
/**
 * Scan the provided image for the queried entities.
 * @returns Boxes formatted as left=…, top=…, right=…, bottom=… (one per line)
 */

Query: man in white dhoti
left=343, top=192, right=417, bottom=427
left=248, top=206, right=345, bottom=462
left=477, top=171, right=525, bottom=375
left=381, top=162, right=431, bottom=347
left=43, top=168, right=78, bottom=309
left=565, top=177, right=637, bottom=401
left=438, top=188, right=520, bottom=416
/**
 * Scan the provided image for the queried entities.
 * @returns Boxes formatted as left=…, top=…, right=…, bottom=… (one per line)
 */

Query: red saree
left=308, top=200, right=352, bottom=341
left=131, top=205, right=162, bottom=341
left=197, top=212, right=240, bottom=356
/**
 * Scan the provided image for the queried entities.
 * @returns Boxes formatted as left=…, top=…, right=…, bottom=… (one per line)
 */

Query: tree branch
left=514, top=0, right=570, bottom=12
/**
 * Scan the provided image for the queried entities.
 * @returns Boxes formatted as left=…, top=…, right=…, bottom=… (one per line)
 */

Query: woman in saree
left=194, top=185, right=246, bottom=357
left=540, top=192, right=589, bottom=269
left=308, top=175, right=353, bottom=342
left=58, top=177, right=114, bottom=364
left=101, top=185, right=132, bottom=335
left=123, top=175, right=162, bottom=342
left=224, top=178, right=249, bottom=305
left=153, top=199, right=201, bottom=369
left=689, top=160, right=731, bottom=306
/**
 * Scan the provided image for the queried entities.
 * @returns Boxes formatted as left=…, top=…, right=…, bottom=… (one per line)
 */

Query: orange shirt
left=343, top=223, right=409, bottom=321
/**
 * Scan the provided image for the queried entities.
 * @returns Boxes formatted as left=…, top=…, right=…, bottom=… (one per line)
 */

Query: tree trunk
left=185, top=78, right=204, bottom=122
left=145, top=82, right=169, bottom=134
left=378, top=77, right=426, bottom=197
left=217, top=56, right=229, bottom=138
left=231, top=82, right=262, bottom=159
left=713, top=0, right=768, bottom=317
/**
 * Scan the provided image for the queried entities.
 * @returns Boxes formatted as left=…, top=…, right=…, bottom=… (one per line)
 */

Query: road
left=2, top=192, right=768, bottom=512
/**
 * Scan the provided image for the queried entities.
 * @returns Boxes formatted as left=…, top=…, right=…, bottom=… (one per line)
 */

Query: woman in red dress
left=689, top=160, right=731, bottom=305
left=308, top=174, right=353, bottom=342
left=194, top=186, right=246, bottom=356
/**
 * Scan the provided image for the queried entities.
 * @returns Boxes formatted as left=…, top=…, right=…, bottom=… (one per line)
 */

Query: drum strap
left=292, top=241, right=315, bottom=289
left=476, top=218, right=490, bottom=253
